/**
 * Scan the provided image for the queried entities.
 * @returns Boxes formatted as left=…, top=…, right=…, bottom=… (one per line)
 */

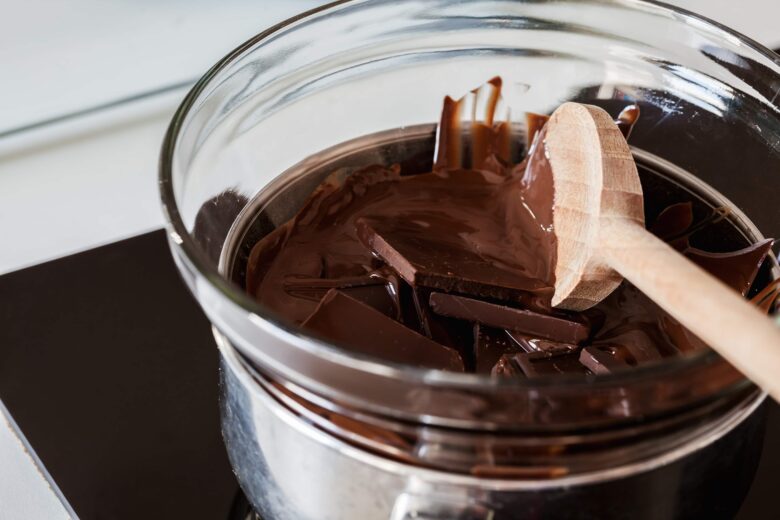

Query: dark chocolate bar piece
left=283, top=275, right=393, bottom=306
left=686, top=238, right=773, bottom=296
left=474, top=324, right=520, bottom=374
left=578, top=345, right=634, bottom=374
left=429, top=292, right=588, bottom=344
left=505, top=331, right=580, bottom=354
left=355, top=218, right=551, bottom=304
left=579, top=346, right=623, bottom=374
left=410, top=287, right=474, bottom=365
left=302, top=289, right=464, bottom=371
left=493, top=346, right=586, bottom=379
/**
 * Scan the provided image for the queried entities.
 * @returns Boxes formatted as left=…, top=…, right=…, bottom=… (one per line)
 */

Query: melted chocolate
left=687, top=239, right=773, bottom=296
left=616, top=104, right=640, bottom=140
left=244, top=77, right=777, bottom=377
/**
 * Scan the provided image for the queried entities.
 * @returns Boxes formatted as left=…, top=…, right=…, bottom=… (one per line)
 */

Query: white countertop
left=0, top=1, right=778, bottom=517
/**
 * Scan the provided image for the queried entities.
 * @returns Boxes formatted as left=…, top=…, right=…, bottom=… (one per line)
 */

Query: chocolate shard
left=751, top=279, right=780, bottom=314
left=281, top=273, right=402, bottom=321
left=429, top=292, right=589, bottom=344
left=341, top=284, right=399, bottom=318
left=410, top=288, right=474, bottom=366
left=685, top=238, right=774, bottom=296
left=301, top=289, right=464, bottom=372
left=355, top=218, right=551, bottom=304
left=491, top=355, right=525, bottom=377
left=579, top=346, right=621, bottom=375
left=579, top=337, right=662, bottom=375
left=494, top=346, right=586, bottom=379
left=504, top=331, right=581, bottom=354
left=474, top=324, right=520, bottom=374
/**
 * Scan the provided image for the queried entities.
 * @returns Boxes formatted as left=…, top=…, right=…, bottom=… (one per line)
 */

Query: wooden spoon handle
left=600, top=218, right=780, bottom=400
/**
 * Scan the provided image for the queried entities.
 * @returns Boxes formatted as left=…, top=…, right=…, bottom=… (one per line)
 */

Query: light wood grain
left=601, top=218, right=780, bottom=398
left=546, top=102, right=643, bottom=310
left=546, top=102, right=780, bottom=402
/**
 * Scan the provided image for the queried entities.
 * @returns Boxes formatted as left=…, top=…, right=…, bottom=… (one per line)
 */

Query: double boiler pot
left=159, top=1, right=780, bottom=518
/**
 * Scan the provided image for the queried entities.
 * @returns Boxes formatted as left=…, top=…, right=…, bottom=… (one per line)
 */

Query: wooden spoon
left=543, top=102, right=780, bottom=400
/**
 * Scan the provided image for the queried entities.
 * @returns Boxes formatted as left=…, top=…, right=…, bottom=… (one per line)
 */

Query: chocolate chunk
left=301, top=289, right=464, bottom=371
left=491, top=355, right=524, bottom=377
left=410, top=288, right=474, bottom=365
left=685, top=238, right=773, bottom=295
left=356, top=218, right=551, bottom=304
left=592, top=329, right=665, bottom=364
left=397, top=278, right=424, bottom=332
left=579, top=337, right=662, bottom=374
left=495, top=346, right=586, bottom=379
left=281, top=274, right=400, bottom=319
left=504, top=332, right=580, bottom=354
left=474, top=324, right=520, bottom=374
left=429, top=292, right=588, bottom=344
left=341, top=284, right=399, bottom=318
left=579, top=346, right=619, bottom=374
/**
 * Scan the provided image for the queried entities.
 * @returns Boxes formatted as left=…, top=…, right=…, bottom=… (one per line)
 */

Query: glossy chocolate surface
left=244, top=78, right=776, bottom=378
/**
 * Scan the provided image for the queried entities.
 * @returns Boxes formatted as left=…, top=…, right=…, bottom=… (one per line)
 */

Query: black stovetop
left=0, top=229, right=778, bottom=519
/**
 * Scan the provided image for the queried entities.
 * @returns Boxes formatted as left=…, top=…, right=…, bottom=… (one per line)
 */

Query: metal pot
left=218, top=335, right=766, bottom=519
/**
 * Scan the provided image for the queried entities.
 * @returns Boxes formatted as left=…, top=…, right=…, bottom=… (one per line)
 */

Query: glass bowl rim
left=158, top=0, right=780, bottom=391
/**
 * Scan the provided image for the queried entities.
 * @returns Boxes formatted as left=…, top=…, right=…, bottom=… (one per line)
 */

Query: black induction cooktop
left=0, top=229, right=778, bottom=519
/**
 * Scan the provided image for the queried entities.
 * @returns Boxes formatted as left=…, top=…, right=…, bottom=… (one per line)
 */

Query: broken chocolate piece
left=302, top=290, right=465, bottom=371
left=474, top=324, right=520, bottom=374
left=495, top=347, right=586, bottom=379
left=685, top=238, right=773, bottom=296
left=410, top=287, right=474, bottom=365
left=752, top=279, right=780, bottom=314
left=429, top=292, right=588, bottom=344
left=579, top=346, right=624, bottom=374
left=579, top=337, right=662, bottom=375
left=505, top=331, right=580, bottom=354
left=356, top=217, right=552, bottom=305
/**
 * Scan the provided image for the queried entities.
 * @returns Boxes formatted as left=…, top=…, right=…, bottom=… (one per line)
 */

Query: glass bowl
left=159, top=0, right=780, bottom=517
